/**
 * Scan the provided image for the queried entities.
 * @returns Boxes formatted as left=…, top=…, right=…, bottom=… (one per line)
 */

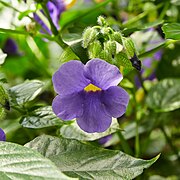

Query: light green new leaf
left=9, top=80, right=44, bottom=106
left=26, top=135, right=160, bottom=180
left=162, top=23, right=180, bottom=40
left=146, top=78, right=180, bottom=112
left=60, top=118, right=119, bottom=141
left=0, top=141, right=74, bottom=180
left=21, top=106, right=63, bottom=128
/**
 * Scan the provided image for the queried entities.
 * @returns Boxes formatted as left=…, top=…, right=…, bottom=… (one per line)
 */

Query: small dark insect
left=155, top=25, right=165, bottom=39
left=130, top=53, right=141, bottom=71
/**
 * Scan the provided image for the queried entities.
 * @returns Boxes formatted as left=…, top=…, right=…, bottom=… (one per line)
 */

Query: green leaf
left=26, top=135, right=160, bottom=180
left=122, top=37, right=136, bottom=58
left=122, top=20, right=164, bottom=36
left=60, top=118, right=119, bottom=141
left=0, top=84, right=10, bottom=110
left=146, top=78, right=180, bottom=112
left=70, top=41, right=89, bottom=64
left=0, top=141, right=73, bottom=180
left=162, top=23, right=180, bottom=40
left=0, top=49, right=7, bottom=65
left=114, top=52, right=133, bottom=68
left=21, top=106, right=63, bottom=129
left=60, top=47, right=79, bottom=63
left=9, top=80, right=44, bottom=106
left=60, top=0, right=111, bottom=30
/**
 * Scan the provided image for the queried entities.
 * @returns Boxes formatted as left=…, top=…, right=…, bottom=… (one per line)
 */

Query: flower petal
left=84, top=58, right=123, bottom=90
left=47, top=2, right=60, bottom=29
left=33, top=13, right=52, bottom=34
left=52, top=60, right=90, bottom=95
left=52, top=92, right=84, bottom=120
left=52, top=0, right=66, bottom=15
left=101, top=86, right=129, bottom=118
left=77, top=92, right=112, bottom=133
left=0, top=128, right=6, bottom=141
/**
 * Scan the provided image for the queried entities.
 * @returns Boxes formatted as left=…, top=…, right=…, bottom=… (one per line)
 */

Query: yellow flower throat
left=84, top=83, right=101, bottom=92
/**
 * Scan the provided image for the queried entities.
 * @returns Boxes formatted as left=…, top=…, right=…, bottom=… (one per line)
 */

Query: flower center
left=84, top=83, right=101, bottom=92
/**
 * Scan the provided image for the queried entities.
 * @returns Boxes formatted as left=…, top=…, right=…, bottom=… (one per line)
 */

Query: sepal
left=123, top=37, right=136, bottom=58
left=88, top=40, right=103, bottom=59
left=82, top=27, right=98, bottom=48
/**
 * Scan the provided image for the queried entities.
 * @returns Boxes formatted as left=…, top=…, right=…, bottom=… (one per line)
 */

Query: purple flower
left=2, top=38, right=19, bottom=56
left=34, top=0, right=65, bottom=34
left=0, top=128, right=6, bottom=141
left=52, top=59, right=129, bottom=133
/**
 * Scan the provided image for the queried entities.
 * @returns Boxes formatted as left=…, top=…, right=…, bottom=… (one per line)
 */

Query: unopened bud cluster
left=82, top=16, right=141, bottom=71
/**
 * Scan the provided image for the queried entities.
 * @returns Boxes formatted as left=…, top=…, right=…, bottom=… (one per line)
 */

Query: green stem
left=134, top=90, right=140, bottom=157
left=117, top=130, right=133, bottom=155
left=122, top=11, right=148, bottom=28
left=41, top=3, right=68, bottom=49
left=11, top=106, right=25, bottom=114
left=160, top=126, right=180, bottom=163
left=123, top=3, right=163, bottom=28
left=135, top=117, right=140, bottom=157
left=0, top=28, right=54, bottom=41
left=139, top=40, right=178, bottom=58
left=55, top=35, right=68, bottom=49
left=41, top=3, right=58, bottom=36
left=25, top=36, right=51, bottom=77
left=0, top=28, right=29, bottom=35
left=159, top=2, right=170, bottom=20
left=137, top=71, right=147, bottom=94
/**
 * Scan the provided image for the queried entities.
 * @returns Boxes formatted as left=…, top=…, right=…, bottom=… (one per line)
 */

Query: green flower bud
left=82, top=27, right=98, bottom=48
left=88, top=40, right=102, bottom=59
left=100, top=27, right=110, bottom=36
left=112, top=32, right=123, bottom=44
left=122, top=37, right=136, bottom=58
left=97, top=16, right=107, bottom=26
left=100, top=50, right=112, bottom=63
left=104, top=40, right=116, bottom=56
